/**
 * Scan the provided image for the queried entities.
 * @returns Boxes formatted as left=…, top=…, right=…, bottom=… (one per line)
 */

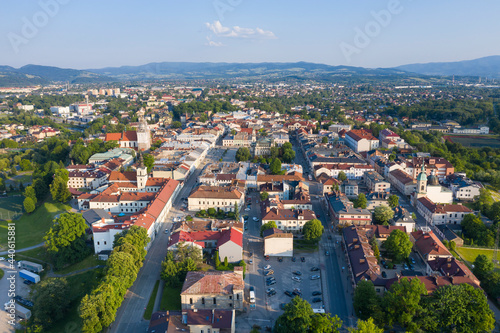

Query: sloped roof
left=181, top=271, right=244, bottom=295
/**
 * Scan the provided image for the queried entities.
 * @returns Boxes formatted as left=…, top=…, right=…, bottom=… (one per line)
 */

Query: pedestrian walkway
left=0, top=242, right=45, bottom=255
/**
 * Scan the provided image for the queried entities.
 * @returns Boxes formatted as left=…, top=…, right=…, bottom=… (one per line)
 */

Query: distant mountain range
left=395, top=55, right=500, bottom=78
left=1, top=56, right=500, bottom=87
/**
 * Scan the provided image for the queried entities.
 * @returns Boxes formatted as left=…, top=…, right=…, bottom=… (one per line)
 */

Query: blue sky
left=1, top=0, right=499, bottom=69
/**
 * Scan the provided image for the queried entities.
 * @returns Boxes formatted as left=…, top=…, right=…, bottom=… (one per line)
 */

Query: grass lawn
left=0, top=195, right=24, bottom=220
left=0, top=200, right=71, bottom=250
left=456, top=247, right=500, bottom=268
left=43, top=268, right=104, bottom=333
left=293, top=239, right=319, bottom=251
left=15, top=246, right=51, bottom=264
left=54, top=254, right=105, bottom=275
left=144, top=280, right=160, bottom=320
left=160, top=284, right=182, bottom=311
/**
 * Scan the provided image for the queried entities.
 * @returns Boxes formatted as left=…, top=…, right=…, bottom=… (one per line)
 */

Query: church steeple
left=417, top=164, right=427, bottom=194
left=136, top=151, right=148, bottom=191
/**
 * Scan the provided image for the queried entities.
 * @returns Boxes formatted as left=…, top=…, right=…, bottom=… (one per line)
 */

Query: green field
left=446, top=135, right=500, bottom=148
left=0, top=200, right=71, bottom=250
left=0, top=195, right=24, bottom=221
left=160, top=284, right=182, bottom=311
left=144, top=280, right=160, bottom=320
left=456, top=247, right=500, bottom=268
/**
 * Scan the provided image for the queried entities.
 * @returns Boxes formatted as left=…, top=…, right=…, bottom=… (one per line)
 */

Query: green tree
left=373, top=205, right=394, bottom=225
left=354, top=193, right=367, bottom=209
left=235, top=147, right=251, bottom=162
left=214, top=250, right=221, bottom=268
left=79, top=293, right=103, bottom=333
left=322, top=136, right=328, bottom=144
left=473, top=254, right=494, bottom=280
left=387, top=194, right=399, bottom=208
left=33, top=278, right=71, bottom=327
left=142, top=153, right=155, bottom=172
left=224, top=256, right=228, bottom=267
left=421, top=283, right=494, bottom=333
left=303, top=219, right=324, bottom=241
left=337, top=171, right=347, bottom=182
left=24, top=185, right=37, bottom=205
left=353, top=280, right=382, bottom=321
left=348, top=318, right=384, bottom=333
left=270, top=158, right=282, bottom=175
left=383, top=229, right=412, bottom=263
left=171, top=121, right=182, bottom=128
left=49, top=171, right=71, bottom=203
left=260, top=191, right=269, bottom=201
left=23, top=197, right=35, bottom=214
left=44, top=213, right=88, bottom=252
left=161, top=253, right=180, bottom=287
left=260, top=221, right=277, bottom=237
left=174, top=242, right=203, bottom=265
left=274, top=296, right=341, bottom=333
left=383, top=277, right=427, bottom=330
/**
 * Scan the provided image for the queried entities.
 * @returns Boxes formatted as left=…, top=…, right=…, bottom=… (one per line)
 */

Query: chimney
left=359, top=258, right=365, bottom=264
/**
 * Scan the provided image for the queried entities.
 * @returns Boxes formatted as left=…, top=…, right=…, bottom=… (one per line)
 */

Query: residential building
left=344, top=129, right=379, bottom=153
left=67, top=170, right=108, bottom=190
left=416, top=197, right=472, bottom=226
left=327, top=193, right=372, bottom=226
left=387, top=169, right=416, bottom=196
left=343, top=226, right=381, bottom=284
left=188, top=186, right=245, bottom=213
left=341, top=179, right=359, bottom=198
left=261, top=207, right=316, bottom=233
left=168, top=227, right=243, bottom=263
left=180, top=269, right=244, bottom=310
left=364, top=171, right=390, bottom=193
left=391, top=206, right=416, bottom=233
left=313, top=163, right=374, bottom=179
left=183, top=309, right=235, bottom=333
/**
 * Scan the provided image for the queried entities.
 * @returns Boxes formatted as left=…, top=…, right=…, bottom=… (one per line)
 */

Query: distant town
left=0, top=79, right=499, bottom=333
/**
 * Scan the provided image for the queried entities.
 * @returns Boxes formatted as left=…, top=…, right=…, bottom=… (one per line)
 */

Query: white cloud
left=205, top=21, right=276, bottom=39
left=205, top=37, right=223, bottom=47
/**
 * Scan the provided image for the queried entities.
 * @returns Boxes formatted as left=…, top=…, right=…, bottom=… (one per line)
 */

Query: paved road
left=291, top=137, right=355, bottom=329
left=109, top=151, right=215, bottom=333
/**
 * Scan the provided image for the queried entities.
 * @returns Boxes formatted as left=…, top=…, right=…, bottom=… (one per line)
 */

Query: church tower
left=417, top=164, right=427, bottom=194
left=137, top=108, right=151, bottom=151
left=136, top=153, right=148, bottom=191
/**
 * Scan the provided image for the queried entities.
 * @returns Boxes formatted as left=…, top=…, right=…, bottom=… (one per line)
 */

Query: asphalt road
left=109, top=150, right=216, bottom=333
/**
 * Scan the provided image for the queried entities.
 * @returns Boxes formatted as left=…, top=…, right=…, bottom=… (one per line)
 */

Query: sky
left=1, top=0, right=499, bottom=69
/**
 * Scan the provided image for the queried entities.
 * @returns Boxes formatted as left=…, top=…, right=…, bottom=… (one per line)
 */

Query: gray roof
left=82, top=209, right=112, bottom=226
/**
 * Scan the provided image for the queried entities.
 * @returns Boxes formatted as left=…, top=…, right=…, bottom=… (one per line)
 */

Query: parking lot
left=260, top=254, right=324, bottom=312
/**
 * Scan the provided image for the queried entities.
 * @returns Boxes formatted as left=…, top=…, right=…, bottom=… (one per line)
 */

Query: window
left=190, top=298, right=193, bottom=304
left=229, top=295, right=232, bottom=300
left=213, top=298, right=216, bottom=304
left=97, top=241, right=100, bottom=245
left=104, top=241, right=106, bottom=245
left=202, top=297, right=205, bottom=305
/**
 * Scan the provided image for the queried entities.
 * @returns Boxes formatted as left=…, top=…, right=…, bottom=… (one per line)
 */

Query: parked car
left=381, top=271, right=387, bottom=278
left=284, top=290, right=293, bottom=297
left=253, top=217, right=258, bottom=221
left=292, top=276, right=302, bottom=282
left=264, top=265, right=271, bottom=270
left=267, top=290, right=277, bottom=297
left=266, top=288, right=275, bottom=294
left=266, top=277, right=276, bottom=282
left=300, top=257, right=306, bottom=262
left=265, top=255, right=270, bottom=261
left=410, top=258, right=416, bottom=264
left=291, top=257, right=296, bottom=262
left=248, top=259, right=253, bottom=264
left=266, top=280, right=276, bottom=286
left=245, top=207, right=251, bottom=211
left=310, top=275, right=320, bottom=280
left=325, top=251, right=330, bottom=256
left=278, top=257, right=283, bottom=262
left=312, top=291, right=322, bottom=296
left=310, top=267, right=320, bottom=272
left=264, top=270, right=274, bottom=276
left=293, top=271, right=302, bottom=276
left=292, top=290, right=302, bottom=296
left=312, top=297, right=322, bottom=303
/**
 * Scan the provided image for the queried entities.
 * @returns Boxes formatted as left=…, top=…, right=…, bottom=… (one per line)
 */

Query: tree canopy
left=260, top=221, right=277, bottom=237
left=274, top=296, right=341, bottom=333
left=235, top=147, right=252, bottom=162
left=303, top=219, right=324, bottom=241
left=387, top=194, right=399, bottom=208
left=383, top=229, right=412, bottom=263
left=373, top=205, right=394, bottom=225
left=353, top=193, right=367, bottom=209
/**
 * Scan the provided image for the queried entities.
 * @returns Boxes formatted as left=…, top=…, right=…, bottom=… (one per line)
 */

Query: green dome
left=417, top=170, right=427, bottom=182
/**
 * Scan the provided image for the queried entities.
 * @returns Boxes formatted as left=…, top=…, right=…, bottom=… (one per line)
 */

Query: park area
left=455, top=246, right=500, bottom=270
left=444, top=135, right=500, bottom=148
left=0, top=195, right=24, bottom=220
left=0, top=200, right=71, bottom=250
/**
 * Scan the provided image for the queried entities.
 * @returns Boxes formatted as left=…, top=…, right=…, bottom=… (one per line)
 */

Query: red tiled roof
left=105, top=133, right=121, bottom=141
left=109, top=171, right=137, bottom=182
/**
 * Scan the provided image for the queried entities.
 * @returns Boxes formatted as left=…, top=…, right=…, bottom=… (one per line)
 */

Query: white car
left=264, top=265, right=271, bottom=270
left=245, top=207, right=251, bottom=211
left=292, top=276, right=302, bottom=282
left=253, top=217, right=258, bottom=221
